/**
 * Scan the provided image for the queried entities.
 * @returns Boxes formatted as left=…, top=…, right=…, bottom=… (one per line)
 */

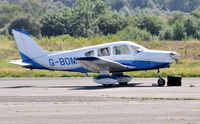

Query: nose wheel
left=157, top=69, right=166, bottom=86
left=157, top=78, right=166, bottom=86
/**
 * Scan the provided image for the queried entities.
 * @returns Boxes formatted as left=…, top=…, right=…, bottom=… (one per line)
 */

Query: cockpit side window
left=131, top=46, right=142, bottom=54
left=113, top=45, right=130, bottom=55
left=85, top=50, right=94, bottom=57
left=98, top=47, right=110, bottom=56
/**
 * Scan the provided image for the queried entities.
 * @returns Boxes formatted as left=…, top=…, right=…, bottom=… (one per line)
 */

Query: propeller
left=168, top=47, right=172, bottom=51
left=170, top=52, right=181, bottom=64
left=168, top=46, right=181, bottom=64
left=175, top=58, right=179, bottom=64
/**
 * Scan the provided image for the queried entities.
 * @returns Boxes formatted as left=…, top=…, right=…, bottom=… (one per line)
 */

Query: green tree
left=159, top=26, right=173, bottom=40
left=184, top=16, right=198, bottom=38
left=41, top=0, right=128, bottom=37
left=117, top=25, right=152, bottom=41
left=98, top=12, right=128, bottom=35
left=191, top=7, right=200, bottom=18
left=168, top=13, right=185, bottom=25
left=41, top=13, right=67, bottom=36
left=8, top=17, right=41, bottom=36
left=70, top=0, right=95, bottom=37
left=163, top=0, right=200, bottom=12
left=169, top=13, right=200, bottom=40
left=136, top=15, right=163, bottom=35
left=19, top=0, right=46, bottom=17
left=70, top=0, right=109, bottom=37
left=128, top=0, right=156, bottom=9
left=172, top=21, right=186, bottom=40
left=105, top=0, right=125, bottom=11
left=0, top=3, right=23, bottom=29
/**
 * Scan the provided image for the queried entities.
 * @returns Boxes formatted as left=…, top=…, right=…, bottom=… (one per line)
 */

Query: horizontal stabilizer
left=10, top=60, right=31, bottom=67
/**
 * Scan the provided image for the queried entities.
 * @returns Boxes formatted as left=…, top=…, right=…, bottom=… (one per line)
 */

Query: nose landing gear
left=157, top=69, right=166, bottom=86
left=157, top=77, right=166, bottom=86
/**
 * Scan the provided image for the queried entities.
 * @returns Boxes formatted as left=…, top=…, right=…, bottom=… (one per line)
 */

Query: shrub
left=172, top=21, right=187, bottom=40
left=136, top=14, right=163, bottom=36
left=159, top=26, right=173, bottom=40
left=116, top=25, right=152, bottom=41
left=8, top=17, right=41, bottom=36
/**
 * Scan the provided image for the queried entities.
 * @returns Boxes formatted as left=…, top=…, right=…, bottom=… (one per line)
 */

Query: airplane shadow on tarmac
left=72, top=83, right=162, bottom=90
left=1, top=83, right=160, bottom=90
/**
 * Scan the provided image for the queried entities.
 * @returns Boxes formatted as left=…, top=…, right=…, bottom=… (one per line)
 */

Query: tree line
left=1, top=0, right=200, bottom=41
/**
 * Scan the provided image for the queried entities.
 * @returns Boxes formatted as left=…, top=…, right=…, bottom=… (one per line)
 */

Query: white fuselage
left=30, top=41, right=176, bottom=72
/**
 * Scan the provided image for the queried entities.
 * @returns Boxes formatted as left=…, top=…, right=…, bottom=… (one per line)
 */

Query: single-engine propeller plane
left=11, top=29, right=180, bottom=87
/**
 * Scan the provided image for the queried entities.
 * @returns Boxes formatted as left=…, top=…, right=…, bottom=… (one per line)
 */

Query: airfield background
left=0, top=1, right=200, bottom=124
left=0, top=0, right=200, bottom=77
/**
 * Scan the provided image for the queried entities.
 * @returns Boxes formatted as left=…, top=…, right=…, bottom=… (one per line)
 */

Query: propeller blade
left=170, top=52, right=181, bottom=64
left=168, top=47, right=172, bottom=51
left=175, top=58, right=179, bottom=64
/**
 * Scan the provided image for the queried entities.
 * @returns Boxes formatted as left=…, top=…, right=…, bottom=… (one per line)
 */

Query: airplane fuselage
left=23, top=42, right=173, bottom=73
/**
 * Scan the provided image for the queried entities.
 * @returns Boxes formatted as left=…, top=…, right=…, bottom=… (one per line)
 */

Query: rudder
left=12, top=29, right=46, bottom=61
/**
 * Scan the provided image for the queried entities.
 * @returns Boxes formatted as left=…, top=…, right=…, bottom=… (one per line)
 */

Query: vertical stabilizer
left=12, top=29, right=46, bottom=61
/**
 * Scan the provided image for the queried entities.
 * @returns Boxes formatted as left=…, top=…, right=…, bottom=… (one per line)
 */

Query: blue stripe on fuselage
left=116, top=60, right=170, bottom=71
left=18, top=52, right=170, bottom=72
left=67, top=67, right=90, bottom=73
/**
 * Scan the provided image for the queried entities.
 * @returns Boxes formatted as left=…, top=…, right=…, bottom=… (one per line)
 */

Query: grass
left=0, top=35, right=200, bottom=77
left=0, top=59, right=200, bottom=77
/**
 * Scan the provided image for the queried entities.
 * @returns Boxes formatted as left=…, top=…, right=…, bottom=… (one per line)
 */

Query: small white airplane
left=11, top=29, right=180, bottom=87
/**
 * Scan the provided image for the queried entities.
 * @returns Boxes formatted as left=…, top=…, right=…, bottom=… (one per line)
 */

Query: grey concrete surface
left=0, top=77, right=199, bottom=124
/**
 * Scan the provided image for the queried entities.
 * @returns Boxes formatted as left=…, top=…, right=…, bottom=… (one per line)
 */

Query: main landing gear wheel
left=119, top=82, right=128, bottom=86
left=103, top=84, right=113, bottom=87
left=111, top=73, right=132, bottom=86
left=157, top=78, right=166, bottom=86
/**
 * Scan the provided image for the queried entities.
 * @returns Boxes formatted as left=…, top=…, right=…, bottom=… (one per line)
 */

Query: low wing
left=76, top=57, right=134, bottom=73
left=10, top=60, right=30, bottom=67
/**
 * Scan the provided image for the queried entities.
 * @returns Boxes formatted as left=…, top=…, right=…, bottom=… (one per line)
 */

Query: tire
left=119, top=82, right=128, bottom=86
left=103, top=84, right=113, bottom=87
left=157, top=78, right=166, bottom=86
